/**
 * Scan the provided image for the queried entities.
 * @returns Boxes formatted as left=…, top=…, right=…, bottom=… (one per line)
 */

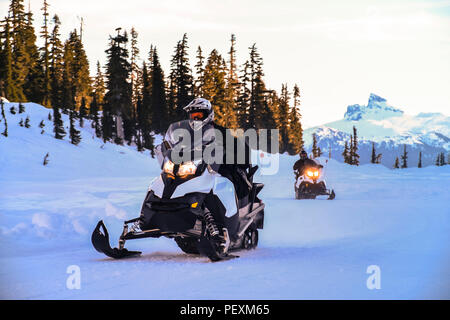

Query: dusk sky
left=2, top=0, right=450, bottom=127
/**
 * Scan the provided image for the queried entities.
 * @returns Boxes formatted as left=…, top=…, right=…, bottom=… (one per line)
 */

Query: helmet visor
left=189, top=111, right=206, bottom=121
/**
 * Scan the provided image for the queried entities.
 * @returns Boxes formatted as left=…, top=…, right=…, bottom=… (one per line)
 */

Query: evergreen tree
left=439, top=152, right=446, bottom=166
left=237, top=60, right=251, bottom=129
left=49, top=14, right=64, bottom=109
left=193, top=46, right=205, bottom=97
left=435, top=154, right=440, bottom=166
left=103, top=28, right=132, bottom=145
left=394, top=157, right=400, bottom=169
left=62, top=30, right=91, bottom=110
left=18, top=102, right=25, bottom=113
left=1, top=101, right=7, bottom=137
left=40, top=0, right=51, bottom=107
left=225, top=34, right=239, bottom=125
left=22, top=7, right=45, bottom=103
left=371, top=142, right=376, bottom=164
left=89, top=94, right=102, bottom=138
left=168, top=34, right=193, bottom=121
left=401, top=144, right=408, bottom=168
left=342, top=140, right=350, bottom=164
left=287, top=84, right=303, bottom=154
left=351, top=126, right=359, bottom=165
left=149, top=48, right=168, bottom=134
left=19, top=118, right=23, bottom=126
left=48, top=111, right=51, bottom=120
left=10, top=105, right=16, bottom=114
left=130, top=27, right=142, bottom=117
left=52, top=106, right=65, bottom=139
left=69, top=109, right=81, bottom=145
left=203, top=49, right=236, bottom=128
left=278, top=84, right=291, bottom=152
left=24, top=115, right=30, bottom=128
left=418, top=151, right=422, bottom=168
left=0, top=19, right=19, bottom=101
left=8, top=0, right=32, bottom=101
left=311, top=133, right=318, bottom=158
left=79, top=97, right=87, bottom=127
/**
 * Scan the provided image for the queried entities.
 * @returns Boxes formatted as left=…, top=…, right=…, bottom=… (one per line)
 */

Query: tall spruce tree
left=311, top=133, right=318, bottom=158
left=401, top=144, right=408, bottom=168
left=149, top=48, right=168, bottom=134
left=52, top=105, right=65, bottom=139
left=351, top=126, right=359, bottom=165
left=418, top=151, right=422, bottom=168
left=193, top=46, right=205, bottom=98
left=203, top=49, right=236, bottom=128
left=49, top=14, right=64, bottom=108
left=0, top=19, right=18, bottom=100
left=287, top=84, right=303, bottom=154
left=103, top=28, right=132, bottom=145
left=168, top=34, right=193, bottom=121
left=371, top=142, right=376, bottom=163
left=69, top=109, right=81, bottom=145
left=40, top=0, right=51, bottom=107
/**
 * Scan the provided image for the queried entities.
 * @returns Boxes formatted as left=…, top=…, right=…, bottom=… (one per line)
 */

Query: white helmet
left=183, top=98, right=214, bottom=128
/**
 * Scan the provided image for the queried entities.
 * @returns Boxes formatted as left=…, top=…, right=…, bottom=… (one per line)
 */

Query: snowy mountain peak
left=344, top=93, right=404, bottom=121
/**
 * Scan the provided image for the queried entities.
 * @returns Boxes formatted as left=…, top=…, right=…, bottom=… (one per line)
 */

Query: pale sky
left=1, top=0, right=450, bottom=127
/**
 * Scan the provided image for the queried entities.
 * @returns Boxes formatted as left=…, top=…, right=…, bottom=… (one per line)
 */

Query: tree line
left=0, top=0, right=304, bottom=155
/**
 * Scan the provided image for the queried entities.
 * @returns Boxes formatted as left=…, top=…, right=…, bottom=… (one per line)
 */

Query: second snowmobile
left=294, top=159, right=335, bottom=200
left=91, top=120, right=265, bottom=262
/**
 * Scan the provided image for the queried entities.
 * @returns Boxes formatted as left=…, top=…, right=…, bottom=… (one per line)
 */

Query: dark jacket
left=293, top=158, right=322, bottom=176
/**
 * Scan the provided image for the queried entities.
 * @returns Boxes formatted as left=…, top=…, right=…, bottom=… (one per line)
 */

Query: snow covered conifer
left=19, top=118, right=24, bottom=126
left=10, top=106, right=16, bottom=114
left=351, top=126, right=359, bottom=165
left=418, top=151, right=422, bottom=168
left=48, top=112, right=52, bottom=121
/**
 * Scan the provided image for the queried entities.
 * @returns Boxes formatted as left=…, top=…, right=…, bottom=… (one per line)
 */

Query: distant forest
left=0, top=0, right=304, bottom=154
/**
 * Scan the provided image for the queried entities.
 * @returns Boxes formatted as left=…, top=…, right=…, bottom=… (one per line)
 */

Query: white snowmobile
left=91, top=120, right=265, bottom=261
left=294, top=159, right=335, bottom=200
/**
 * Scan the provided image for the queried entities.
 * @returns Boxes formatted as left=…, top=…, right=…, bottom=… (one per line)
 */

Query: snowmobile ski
left=91, top=220, right=141, bottom=259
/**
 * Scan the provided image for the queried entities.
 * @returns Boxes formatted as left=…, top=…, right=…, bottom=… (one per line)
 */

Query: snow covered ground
left=0, top=103, right=449, bottom=299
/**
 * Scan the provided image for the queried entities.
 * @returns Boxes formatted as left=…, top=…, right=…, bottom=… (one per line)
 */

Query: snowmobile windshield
left=164, top=120, right=216, bottom=164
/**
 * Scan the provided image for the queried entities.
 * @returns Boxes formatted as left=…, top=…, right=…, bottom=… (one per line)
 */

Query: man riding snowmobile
left=293, top=150, right=321, bottom=179
left=91, top=98, right=265, bottom=261
left=293, top=150, right=335, bottom=200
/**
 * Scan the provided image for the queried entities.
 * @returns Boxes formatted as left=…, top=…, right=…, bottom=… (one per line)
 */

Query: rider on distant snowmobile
left=183, top=98, right=253, bottom=199
left=293, top=150, right=323, bottom=179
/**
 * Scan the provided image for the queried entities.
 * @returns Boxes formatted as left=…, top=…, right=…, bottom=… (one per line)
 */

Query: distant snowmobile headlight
left=163, top=159, right=174, bottom=174
left=314, top=170, right=319, bottom=177
left=306, top=170, right=314, bottom=177
left=177, top=161, right=197, bottom=178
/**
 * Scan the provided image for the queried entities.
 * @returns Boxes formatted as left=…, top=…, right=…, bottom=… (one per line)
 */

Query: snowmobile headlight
left=177, top=161, right=197, bottom=178
left=314, top=170, right=319, bottom=177
left=163, top=159, right=174, bottom=174
left=306, top=170, right=314, bottom=177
